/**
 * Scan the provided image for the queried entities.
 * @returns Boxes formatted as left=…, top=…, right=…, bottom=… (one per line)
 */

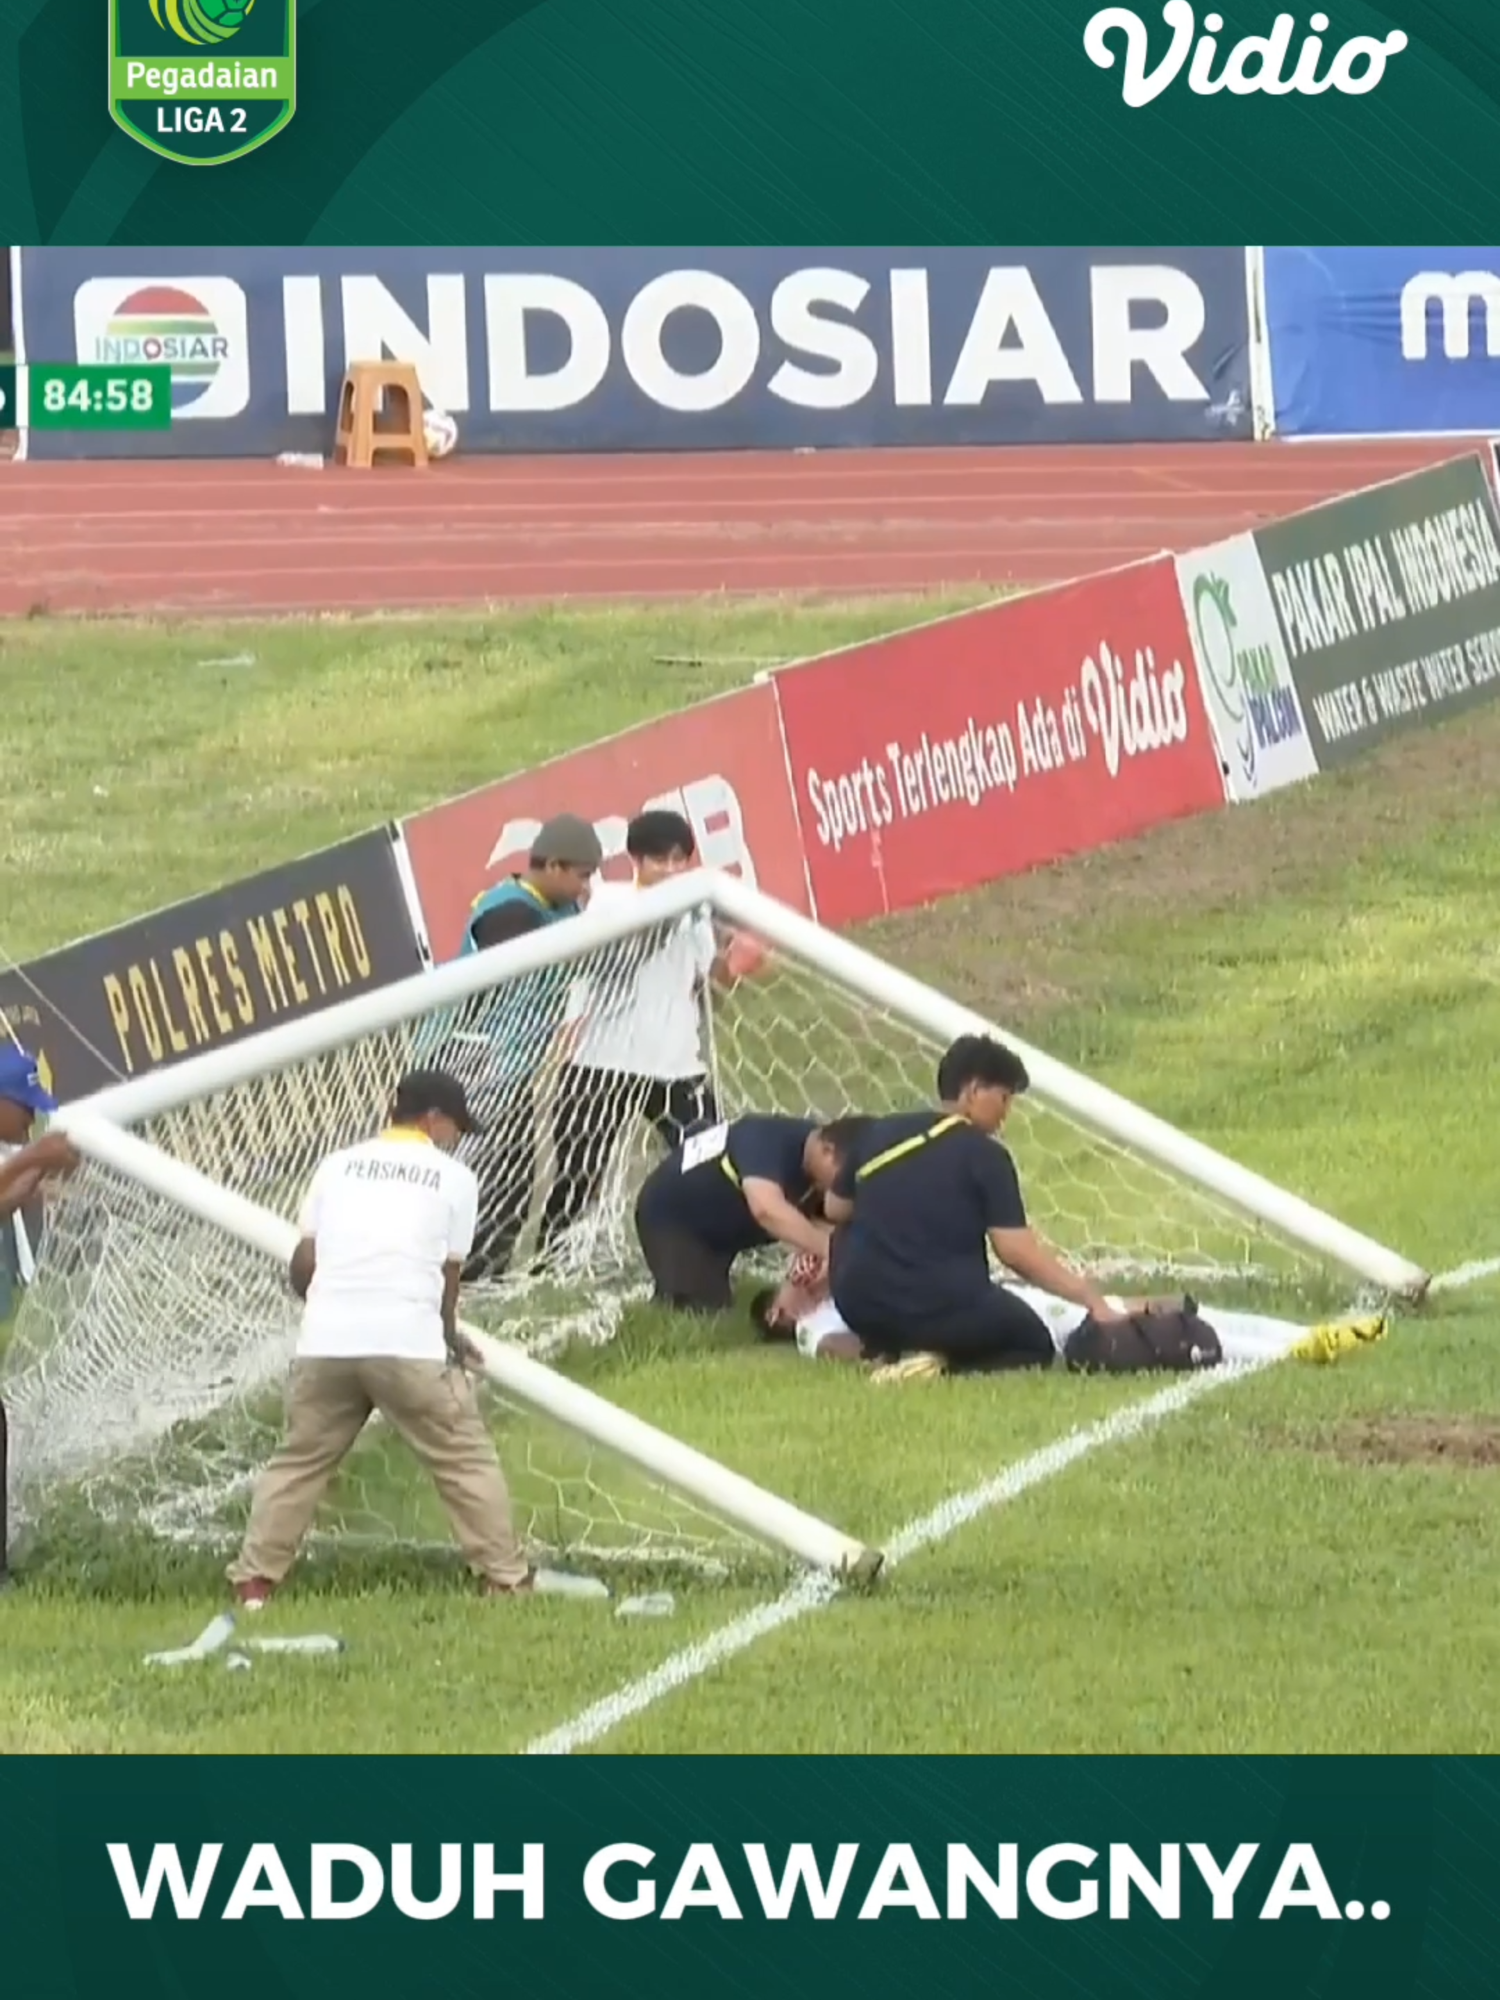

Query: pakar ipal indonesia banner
left=1249, top=453, right=1500, bottom=772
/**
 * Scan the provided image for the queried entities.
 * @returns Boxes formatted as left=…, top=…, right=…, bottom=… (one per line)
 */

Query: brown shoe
left=233, top=1577, right=275, bottom=1612
left=483, top=1569, right=537, bottom=1597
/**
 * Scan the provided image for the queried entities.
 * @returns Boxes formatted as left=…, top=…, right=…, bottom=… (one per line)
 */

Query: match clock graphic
left=108, top=0, right=296, bottom=165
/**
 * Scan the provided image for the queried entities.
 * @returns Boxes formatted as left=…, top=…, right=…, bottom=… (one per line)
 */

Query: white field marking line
left=524, top=1254, right=1500, bottom=1757
left=1430, top=1255, right=1500, bottom=1291
left=523, top=1363, right=1250, bottom=1756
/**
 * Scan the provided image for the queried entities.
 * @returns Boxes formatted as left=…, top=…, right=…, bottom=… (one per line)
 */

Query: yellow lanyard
left=854, top=1113, right=966, bottom=1183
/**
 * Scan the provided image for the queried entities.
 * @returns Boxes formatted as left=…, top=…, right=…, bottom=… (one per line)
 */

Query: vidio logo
left=1084, top=2, right=1409, bottom=106
left=148, top=0, right=254, bottom=44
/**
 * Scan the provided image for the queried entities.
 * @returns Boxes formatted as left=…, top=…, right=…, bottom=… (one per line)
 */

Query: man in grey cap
left=446, top=812, right=604, bottom=1282
left=459, top=813, right=604, bottom=958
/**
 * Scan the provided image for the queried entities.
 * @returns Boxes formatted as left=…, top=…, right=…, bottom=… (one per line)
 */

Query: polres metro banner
left=1263, top=246, right=1500, bottom=439
left=770, top=559, right=1228, bottom=928
left=399, top=684, right=809, bottom=961
left=0, top=826, right=424, bottom=1105
left=13, top=245, right=1253, bottom=459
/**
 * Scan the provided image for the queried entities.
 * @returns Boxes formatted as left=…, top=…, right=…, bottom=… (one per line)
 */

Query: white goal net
left=0, top=871, right=1424, bottom=1590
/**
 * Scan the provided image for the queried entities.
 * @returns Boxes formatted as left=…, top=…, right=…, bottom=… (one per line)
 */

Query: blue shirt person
left=0, top=1042, right=78, bottom=1305
left=425, top=812, right=603, bottom=1283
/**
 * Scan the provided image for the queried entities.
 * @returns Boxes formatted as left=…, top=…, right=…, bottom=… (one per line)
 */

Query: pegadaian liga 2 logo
left=108, top=0, right=295, bottom=166
left=150, top=0, right=256, bottom=43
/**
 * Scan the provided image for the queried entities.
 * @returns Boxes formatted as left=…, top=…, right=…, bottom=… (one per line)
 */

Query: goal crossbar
left=66, top=868, right=1430, bottom=1302
left=53, top=1108, right=882, bottom=1581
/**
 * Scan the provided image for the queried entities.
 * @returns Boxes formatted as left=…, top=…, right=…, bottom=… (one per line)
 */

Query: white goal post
left=47, top=1108, right=879, bottom=1578
left=0, top=868, right=1427, bottom=1589
left=69, top=867, right=1430, bottom=1302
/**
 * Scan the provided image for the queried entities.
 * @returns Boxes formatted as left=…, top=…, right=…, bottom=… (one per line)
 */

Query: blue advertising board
left=1264, top=246, right=1500, bottom=439
left=13, top=246, right=1253, bottom=460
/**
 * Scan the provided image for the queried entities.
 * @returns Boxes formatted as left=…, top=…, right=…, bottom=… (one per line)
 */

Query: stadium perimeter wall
left=11, top=246, right=1500, bottom=459
left=6, top=452, right=1500, bottom=1119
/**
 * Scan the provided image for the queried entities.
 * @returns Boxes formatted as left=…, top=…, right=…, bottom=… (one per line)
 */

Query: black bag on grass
left=1063, top=1300, right=1222, bottom=1374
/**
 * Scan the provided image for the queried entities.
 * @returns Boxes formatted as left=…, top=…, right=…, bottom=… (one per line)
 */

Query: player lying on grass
left=750, top=1256, right=1387, bottom=1377
left=813, top=1032, right=1386, bottom=1377
left=228, top=1068, right=539, bottom=1608
left=632, top=1111, right=869, bottom=1314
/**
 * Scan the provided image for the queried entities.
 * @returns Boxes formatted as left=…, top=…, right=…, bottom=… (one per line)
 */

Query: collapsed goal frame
left=2, top=868, right=1429, bottom=1588
left=67, top=870, right=1432, bottom=1302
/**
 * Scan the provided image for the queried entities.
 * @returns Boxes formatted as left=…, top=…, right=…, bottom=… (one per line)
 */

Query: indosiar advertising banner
left=12, top=245, right=1254, bottom=460
left=1264, top=246, right=1500, bottom=438
left=1249, top=453, right=1500, bottom=771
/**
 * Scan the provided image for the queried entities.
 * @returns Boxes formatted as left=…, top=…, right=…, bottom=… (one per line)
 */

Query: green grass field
left=2, top=602, right=1499, bottom=1756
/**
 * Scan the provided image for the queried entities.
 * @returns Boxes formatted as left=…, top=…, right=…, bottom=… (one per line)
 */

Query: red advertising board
left=400, top=684, right=810, bottom=959
left=771, top=557, right=1228, bottom=927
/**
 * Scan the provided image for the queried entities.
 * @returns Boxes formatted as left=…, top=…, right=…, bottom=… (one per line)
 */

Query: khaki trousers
left=228, top=1356, right=529, bottom=1589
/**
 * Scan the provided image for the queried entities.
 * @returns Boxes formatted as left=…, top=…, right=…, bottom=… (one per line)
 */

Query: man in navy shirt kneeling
left=634, top=1112, right=867, bottom=1314
left=824, top=1034, right=1125, bottom=1372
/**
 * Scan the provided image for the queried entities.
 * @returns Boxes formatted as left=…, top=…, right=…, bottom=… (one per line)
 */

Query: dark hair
left=627, top=809, right=696, bottom=863
left=748, top=1286, right=799, bottom=1345
left=817, top=1114, right=871, bottom=1156
left=935, top=1034, right=1029, bottom=1101
left=390, top=1067, right=482, bottom=1134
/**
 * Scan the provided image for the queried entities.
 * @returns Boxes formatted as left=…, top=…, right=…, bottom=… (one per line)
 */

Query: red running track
left=0, top=440, right=1483, bottom=618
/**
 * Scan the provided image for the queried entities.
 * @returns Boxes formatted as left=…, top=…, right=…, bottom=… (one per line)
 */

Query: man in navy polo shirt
left=633, top=1112, right=867, bottom=1315
left=824, top=1034, right=1124, bottom=1373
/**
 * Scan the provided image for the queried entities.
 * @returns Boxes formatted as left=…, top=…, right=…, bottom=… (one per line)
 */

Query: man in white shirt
left=227, top=1068, right=534, bottom=1607
left=536, top=810, right=730, bottom=1259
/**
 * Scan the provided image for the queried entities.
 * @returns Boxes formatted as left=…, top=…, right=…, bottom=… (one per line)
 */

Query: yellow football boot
left=869, top=1351, right=948, bottom=1384
left=1289, top=1313, right=1389, bottom=1365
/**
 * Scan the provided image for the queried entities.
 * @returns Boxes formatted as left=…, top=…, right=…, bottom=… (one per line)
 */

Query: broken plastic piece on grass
left=615, top=1593, right=676, bottom=1619
left=533, top=1569, right=611, bottom=1601
left=244, top=1634, right=346, bottom=1656
left=143, top=1610, right=236, bottom=1666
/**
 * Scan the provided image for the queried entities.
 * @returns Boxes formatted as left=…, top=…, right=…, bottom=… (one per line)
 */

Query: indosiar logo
left=73, top=276, right=252, bottom=419
left=149, top=0, right=255, bottom=43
